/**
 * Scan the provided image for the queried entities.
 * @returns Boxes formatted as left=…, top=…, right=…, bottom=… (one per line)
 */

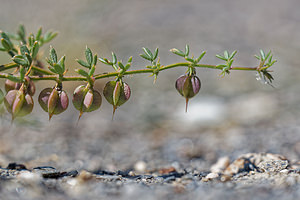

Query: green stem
left=0, top=62, right=259, bottom=82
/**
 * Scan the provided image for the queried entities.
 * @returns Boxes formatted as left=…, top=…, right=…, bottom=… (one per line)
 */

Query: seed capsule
left=72, top=85, right=102, bottom=120
left=5, top=77, right=36, bottom=96
left=175, top=74, right=201, bottom=112
left=38, top=87, right=69, bottom=120
left=103, top=80, right=131, bottom=117
left=4, top=89, right=34, bottom=120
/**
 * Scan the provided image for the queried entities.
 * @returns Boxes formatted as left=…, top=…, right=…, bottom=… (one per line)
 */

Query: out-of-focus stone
left=210, top=156, right=230, bottom=173
left=257, top=160, right=289, bottom=172
left=134, top=161, right=147, bottom=173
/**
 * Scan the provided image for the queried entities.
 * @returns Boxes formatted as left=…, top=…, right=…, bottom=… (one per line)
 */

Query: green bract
left=72, top=85, right=102, bottom=119
left=38, top=87, right=69, bottom=120
left=103, top=80, right=131, bottom=116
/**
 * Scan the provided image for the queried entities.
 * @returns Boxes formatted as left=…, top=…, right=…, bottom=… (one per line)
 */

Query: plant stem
left=0, top=62, right=259, bottom=82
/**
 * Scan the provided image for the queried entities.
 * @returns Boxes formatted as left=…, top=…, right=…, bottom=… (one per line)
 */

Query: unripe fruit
left=38, top=87, right=69, bottom=120
left=103, top=80, right=131, bottom=116
left=4, top=89, right=34, bottom=120
left=72, top=85, right=102, bottom=119
left=5, top=77, right=36, bottom=96
left=175, top=74, right=201, bottom=112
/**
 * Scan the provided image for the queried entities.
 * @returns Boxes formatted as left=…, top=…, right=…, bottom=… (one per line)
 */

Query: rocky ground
left=0, top=153, right=299, bottom=200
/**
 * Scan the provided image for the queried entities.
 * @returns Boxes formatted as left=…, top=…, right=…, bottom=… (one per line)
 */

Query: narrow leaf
left=229, top=50, right=237, bottom=59
left=12, top=57, right=28, bottom=66
left=36, top=27, right=42, bottom=41
left=31, top=41, right=39, bottom=59
left=140, top=54, right=152, bottom=61
left=185, top=45, right=189, bottom=57
left=53, top=63, right=63, bottom=74
left=1, top=38, right=11, bottom=50
left=88, top=66, right=95, bottom=76
left=92, top=54, right=97, bottom=66
left=50, top=47, right=57, bottom=63
left=19, top=66, right=25, bottom=81
left=170, top=48, right=185, bottom=57
left=76, top=59, right=90, bottom=68
left=76, top=69, right=89, bottom=77
left=58, top=56, right=66, bottom=72
left=143, top=47, right=153, bottom=60
left=118, top=62, right=125, bottom=70
left=260, top=50, right=265, bottom=60
left=216, top=54, right=227, bottom=61
left=224, top=51, right=229, bottom=59
left=112, top=52, right=117, bottom=64
left=85, top=47, right=93, bottom=66
left=20, top=45, right=30, bottom=57
left=153, top=48, right=159, bottom=60
left=196, top=51, right=206, bottom=63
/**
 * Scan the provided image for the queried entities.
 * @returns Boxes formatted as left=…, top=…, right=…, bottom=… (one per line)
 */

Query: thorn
left=185, top=98, right=189, bottom=113
left=112, top=106, right=117, bottom=120
left=48, top=113, right=54, bottom=121
left=76, top=111, right=83, bottom=125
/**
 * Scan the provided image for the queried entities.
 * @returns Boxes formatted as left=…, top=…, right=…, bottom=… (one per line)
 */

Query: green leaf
left=0, top=89, right=4, bottom=104
left=53, top=63, right=63, bottom=74
left=36, top=27, right=42, bottom=41
left=153, top=48, right=159, bottom=60
left=224, top=51, right=229, bottom=59
left=143, top=47, right=153, bottom=60
left=265, top=50, right=271, bottom=60
left=7, top=74, right=20, bottom=83
left=20, top=45, right=30, bottom=57
left=28, top=34, right=34, bottom=46
left=50, top=47, right=57, bottom=63
left=46, top=57, right=53, bottom=66
left=76, top=59, right=90, bottom=68
left=48, top=67, right=57, bottom=74
left=12, top=56, right=28, bottom=66
left=185, top=57, right=195, bottom=63
left=140, top=54, right=152, bottom=61
left=18, top=25, right=26, bottom=44
left=127, top=56, right=133, bottom=64
left=260, top=50, right=265, bottom=60
left=185, top=45, right=189, bottom=57
left=170, top=48, right=185, bottom=57
left=92, top=54, right=97, bottom=66
left=88, top=65, right=95, bottom=76
left=112, top=52, right=117, bottom=64
left=1, top=38, right=12, bottom=50
left=229, top=50, right=237, bottom=59
left=85, top=47, right=93, bottom=66
left=19, top=66, right=25, bottom=81
left=254, top=55, right=260, bottom=60
left=76, top=69, right=89, bottom=77
left=58, top=56, right=65, bottom=72
left=43, top=32, right=58, bottom=43
left=118, top=62, right=125, bottom=70
left=216, top=54, right=227, bottom=61
left=0, top=47, right=5, bottom=51
left=24, top=53, right=32, bottom=65
left=228, top=59, right=234, bottom=67
left=196, top=51, right=206, bottom=63
left=31, top=41, right=39, bottom=59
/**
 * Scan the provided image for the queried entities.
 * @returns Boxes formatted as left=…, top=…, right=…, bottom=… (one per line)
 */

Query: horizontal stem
left=0, top=62, right=259, bottom=82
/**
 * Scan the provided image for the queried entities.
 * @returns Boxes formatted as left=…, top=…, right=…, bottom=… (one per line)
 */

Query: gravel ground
left=0, top=0, right=300, bottom=199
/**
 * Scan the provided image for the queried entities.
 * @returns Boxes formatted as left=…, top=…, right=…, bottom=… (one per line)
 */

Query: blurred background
left=0, top=0, right=299, bottom=172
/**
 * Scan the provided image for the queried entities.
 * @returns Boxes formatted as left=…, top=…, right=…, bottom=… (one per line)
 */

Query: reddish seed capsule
left=38, top=87, right=69, bottom=120
left=103, top=80, right=131, bottom=117
left=4, top=89, right=34, bottom=120
left=5, top=77, right=36, bottom=96
left=72, top=85, right=102, bottom=120
left=175, top=74, right=201, bottom=112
